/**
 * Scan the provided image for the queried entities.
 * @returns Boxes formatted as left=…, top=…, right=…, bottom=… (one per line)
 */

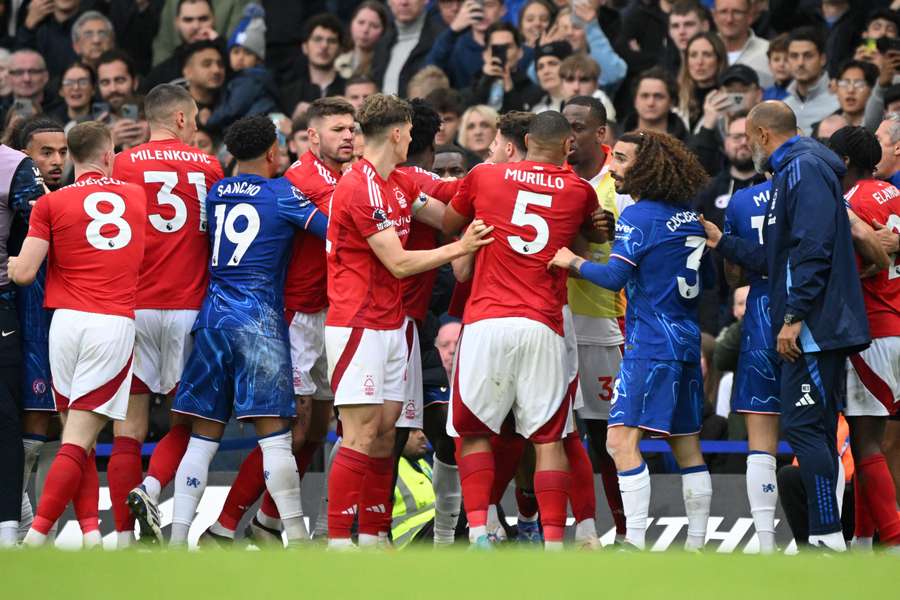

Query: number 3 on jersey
left=211, top=203, right=260, bottom=266
left=509, top=191, right=552, bottom=255
left=677, top=235, right=705, bottom=299
left=144, top=171, right=209, bottom=233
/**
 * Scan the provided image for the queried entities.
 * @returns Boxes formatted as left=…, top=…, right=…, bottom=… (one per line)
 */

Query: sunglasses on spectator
left=9, top=68, right=47, bottom=77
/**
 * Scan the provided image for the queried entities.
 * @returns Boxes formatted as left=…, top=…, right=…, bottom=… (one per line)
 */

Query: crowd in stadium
left=0, top=0, right=899, bottom=555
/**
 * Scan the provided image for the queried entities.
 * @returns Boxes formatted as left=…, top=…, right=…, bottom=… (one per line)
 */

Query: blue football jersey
left=195, top=174, right=325, bottom=338
left=15, top=263, right=50, bottom=342
left=610, top=200, right=710, bottom=362
left=723, top=180, right=773, bottom=352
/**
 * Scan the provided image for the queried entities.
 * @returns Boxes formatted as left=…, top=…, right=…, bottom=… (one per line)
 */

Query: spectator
left=538, top=4, right=626, bottom=91
left=665, top=1, right=711, bottom=76
left=457, top=104, right=497, bottom=161
left=70, top=11, right=114, bottom=71
left=180, top=40, right=226, bottom=125
left=15, top=0, right=84, bottom=79
left=713, top=0, right=772, bottom=88
left=335, top=1, right=388, bottom=80
left=427, top=87, right=464, bottom=146
left=432, top=143, right=468, bottom=179
left=50, top=60, right=95, bottom=129
left=142, top=0, right=224, bottom=94
left=407, top=66, right=450, bottom=101
left=344, top=75, right=378, bottom=112
left=861, top=41, right=900, bottom=131
left=96, top=51, right=148, bottom=150
left=885, top=84, right=900, bottom=117
left=616, top=0, right=673, bottom=95
left=621, top=67, right=688, bottom=140
left=104, top=0, right=161, bottom=77
left=153, top=0, right=247, bottom=69
left=762, top=33, right=791, bottom=100
left=280, top=14, right=346, bottom=116
left=288, top=114, right=308, bottom=161
left=192, top=125, right=216, bottom=155
left=678, top=32, right=728, bottom=132
left=436, top=0, right=463, bottom=28
left=874, top=112, right=900, bottom=186
left=531, top=40, right=572, bottom=113
left=0, top=49, right=10, bottom=100
left=861, top=8, right=900, bottom=41
left=784, top=27, right=840, bottom=134
left=0, top=50, right=61, bottom=124
left=834, top=59, right=878, bottom=127
left=559, top=54, right=617, bottom=126
left=518, top=0, right=555, bottom=48
left=812, top=113, right=849, bottom=143
left=469, top=22, right=542, bottom=113
left=426, top=0, right=513, bottom=89
left=372, top=0, right=446, bottom=97
left=205, top=4, right=279, bottom=134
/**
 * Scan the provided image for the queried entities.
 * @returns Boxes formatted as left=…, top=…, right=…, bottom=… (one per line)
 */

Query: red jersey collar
left=303, top=149, right=342, bottom=180
left=358, top=158, right=390, bottom=185
left=76, top=171, right=106, bottom=182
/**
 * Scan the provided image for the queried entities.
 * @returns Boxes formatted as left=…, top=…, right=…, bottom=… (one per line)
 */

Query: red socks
left=458, top=451, right=494, bottom=529
left=856, top=453, right=900, bottom=545
left=489, top=434, right=526, bottom=504
left=357, top=455, right=395, bottom=536
left=534, top=470, right=571, bottom=543
left=564, top=435, right=596, bottom=523
left=327, top=446, right=369, bottom=539
left=146, top=424, right=190, bottom=487
left=108, top=436, right=143, bottom=532
left=218, top=445, right=266, bottom=531
left=73, top=450, right=99, bottom=534
left=33, top=443, right=87, bottom=535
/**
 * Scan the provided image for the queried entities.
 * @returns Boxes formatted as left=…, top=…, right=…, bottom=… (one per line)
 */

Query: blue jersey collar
left=768, top=135, right=801, bottom=173
left=890, top=171, right=900, bottom=188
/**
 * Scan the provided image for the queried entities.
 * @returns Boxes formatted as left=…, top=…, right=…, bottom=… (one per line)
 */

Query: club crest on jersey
left=394, top=188, right=408, bottom=209
left=291, top=186, right=311, bottom=207
left=363, top=375, right=376, bottom=396
left=31, top=378, right=47, bottom=395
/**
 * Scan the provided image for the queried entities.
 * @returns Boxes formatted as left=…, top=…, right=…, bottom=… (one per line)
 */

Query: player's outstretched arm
left=442, top=204, right=471, bottom=237
left=580, top=208, right=614, bottom=244
left=451, top=253, right=475, bottom=282
left=412, top=197, right=447, bottom=230
left=548, top=246, right=632, bottom=292
left=8, top=237, right=49, bottom=286
left=848, top=208, right=890, bottom=271
left=368, top=219, right=494, bottom=279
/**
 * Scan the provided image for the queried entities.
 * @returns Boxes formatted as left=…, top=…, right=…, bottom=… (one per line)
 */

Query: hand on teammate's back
left=699, top=215, right=721, bottom=248
left=459, top=219, right=495, bottom=253
left=547, top=246, right=581, bottom=271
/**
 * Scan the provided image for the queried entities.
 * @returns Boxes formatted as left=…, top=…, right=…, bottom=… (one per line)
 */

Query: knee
left=113, top=419, right=148, bottom=441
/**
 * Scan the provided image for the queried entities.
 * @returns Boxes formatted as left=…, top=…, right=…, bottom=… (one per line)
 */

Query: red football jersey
left=326, top=159, right=415, bottom=330
left=396, top=166, right=443, bottom=321
left=283, top=151, right=340, bottom=313
left=27, top=172, right=146, bottom=318
left=847, top=179, right=900, bottom=338
left=113, top=138, right=223, bottom=310
left=450, top=161, right=596, bottom=335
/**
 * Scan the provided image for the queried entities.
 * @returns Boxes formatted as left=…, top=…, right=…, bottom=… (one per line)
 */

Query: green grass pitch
left=4, top=548, right=896, bottom=599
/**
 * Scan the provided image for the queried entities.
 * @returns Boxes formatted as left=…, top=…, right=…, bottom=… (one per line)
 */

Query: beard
left=750, top=141, right=769, bottom=174
left=732, top=156, right=755, bottom=172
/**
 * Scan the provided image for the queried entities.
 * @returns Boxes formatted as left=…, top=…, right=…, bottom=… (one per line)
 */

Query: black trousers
left=0, top=296, right=22, bottom=522
left=777, top=464, right=854, bottom=546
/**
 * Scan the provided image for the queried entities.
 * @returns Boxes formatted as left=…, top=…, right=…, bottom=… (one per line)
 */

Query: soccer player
left=164, top=115, right=327, bottom=547
left=12, top=122, right=147, bottom=547
left=549, top=130, right=714, bottom=551
left=325, top=93, right=492, bottom=549
left=0, top=130, right=45, bottom=547
left=563, top=96, right=632, bottom=546
left=203, top=97, right=357, bottom=544
left=12, top=117, right=63, bottom=539
left=443, top=111, right=608, bottom=550
left=827, top=126, right=900, bottom=551
left=113, top=84, right=223, bottom=548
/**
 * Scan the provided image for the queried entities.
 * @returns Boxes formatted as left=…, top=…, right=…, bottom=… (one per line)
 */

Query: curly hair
left=407, top=97, right=442, bottom=158
left=617, top=130, right=708, bottom=206
left=224, top=115, right=276, bottom=160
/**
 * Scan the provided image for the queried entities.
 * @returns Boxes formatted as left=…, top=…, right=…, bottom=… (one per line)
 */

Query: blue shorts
left=423, top=384, right=449, bottom=409
left=732, top=349, right=781, bottom=414
left=22, top=337, right=53, bottom=411
left=609, top=358, right=704, bottom=436
left=173, top=327, right=295, bottom=423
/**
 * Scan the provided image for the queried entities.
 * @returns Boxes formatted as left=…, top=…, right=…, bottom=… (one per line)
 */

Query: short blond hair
left=458, top=105, right=498, bottom=148
left=406, top=65, right=450, bottom=100
left=67, top=121, right=112, bottom=163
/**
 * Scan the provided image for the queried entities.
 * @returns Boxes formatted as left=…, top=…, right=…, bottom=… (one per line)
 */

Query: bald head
left=747, top=101, right=797, bottom=136
left=524, top=111, right=573, bottom=164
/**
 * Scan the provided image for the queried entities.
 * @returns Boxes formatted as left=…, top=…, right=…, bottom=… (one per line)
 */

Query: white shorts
left=287, top=309, right=332, bottom=400
left=395, top=318, right=424, bottom=429
left=449, top=318, right=570, bottom=442
left=562, top=305, right=584, bottom=412
left=49, top=309, right=135, bottom=420
left=132, top=309, right=197, bottom=395
left=846, top=336, right=900, bottom=417
left=575, top=344, right=623, bottom=420
left=326, top=323, right=408, bottom=406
